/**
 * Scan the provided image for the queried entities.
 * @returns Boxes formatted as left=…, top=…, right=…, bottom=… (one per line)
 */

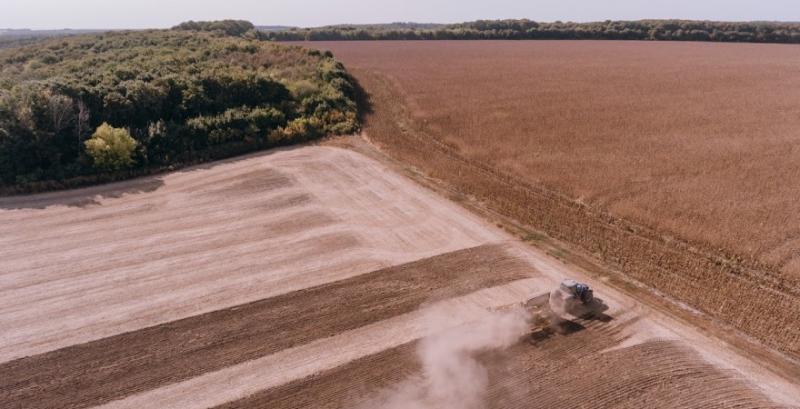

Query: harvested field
left=0, top=146, right=500, bottom=363
left=312, top=40, right=800, bottom=357
left=1, top=145, right=797, bottom=408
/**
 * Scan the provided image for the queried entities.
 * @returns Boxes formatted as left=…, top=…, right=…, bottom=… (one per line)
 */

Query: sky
left=2, top=0, right=799, bottom=30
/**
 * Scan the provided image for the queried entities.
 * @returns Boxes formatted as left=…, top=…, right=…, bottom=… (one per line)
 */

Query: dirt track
left=1, top=146, right=798, bottom=408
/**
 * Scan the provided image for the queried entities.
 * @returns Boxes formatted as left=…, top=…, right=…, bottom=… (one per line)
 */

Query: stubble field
left=2, top=146, right=796, bottom=408
left=313, top=40, right=800, bottom=357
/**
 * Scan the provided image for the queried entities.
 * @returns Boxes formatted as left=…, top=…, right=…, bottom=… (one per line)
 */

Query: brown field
left=1, top=146, right=798, bottom=408
left=311, top=40, right=800, bottom=357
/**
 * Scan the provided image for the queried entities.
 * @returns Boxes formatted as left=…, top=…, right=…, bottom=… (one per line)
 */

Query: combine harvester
left=548, top=279, right=594, bottom=313
left=523, top=279, right=607, bottom=339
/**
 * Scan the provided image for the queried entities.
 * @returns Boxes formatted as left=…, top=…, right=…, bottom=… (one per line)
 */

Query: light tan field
left=1, top=146, right=797, bottom=408
left=0, top=146, right=501, bottom=362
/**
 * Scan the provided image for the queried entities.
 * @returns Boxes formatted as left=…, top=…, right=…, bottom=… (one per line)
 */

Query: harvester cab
left=523, top=279, right=608, bottom=343
left=559, top=279, right=593, bottom=304
left=546, top=278, right=595, bottom=318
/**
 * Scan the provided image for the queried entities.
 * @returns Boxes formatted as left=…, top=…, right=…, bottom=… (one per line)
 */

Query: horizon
left=3, top=18, right=800, bottom=32
left=3, top=0, right=799, bottom=30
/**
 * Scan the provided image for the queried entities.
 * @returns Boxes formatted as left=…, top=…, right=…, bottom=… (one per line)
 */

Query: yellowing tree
left=84, top=123, right=137, bottom=170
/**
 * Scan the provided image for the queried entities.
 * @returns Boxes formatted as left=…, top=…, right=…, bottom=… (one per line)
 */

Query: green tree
left=172, top=20, right=256, bottom=37
left=84, top=123, right=137, bottom=170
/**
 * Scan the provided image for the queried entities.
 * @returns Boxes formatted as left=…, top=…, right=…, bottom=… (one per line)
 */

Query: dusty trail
left=215, top=316, right=781, bottom=409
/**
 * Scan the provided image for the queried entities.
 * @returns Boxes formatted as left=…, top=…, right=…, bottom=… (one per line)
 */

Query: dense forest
left=267, top=19, right=800, bottom=43
left=0, top=25, right=359, bottom=192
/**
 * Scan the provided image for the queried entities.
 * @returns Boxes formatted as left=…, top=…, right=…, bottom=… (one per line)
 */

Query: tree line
left=0, top=25, right=359, bottom=192
left=267, top=19, right=800, bottom=44
left=173, top=20, right=260, bottom=38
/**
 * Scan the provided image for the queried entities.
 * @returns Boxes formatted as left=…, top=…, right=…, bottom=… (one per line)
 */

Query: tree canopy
left=84, top=123, right=137, bottom=170
left=172, top=20, right=257, bottom=37
left=0, top=27, right=358, bottom=192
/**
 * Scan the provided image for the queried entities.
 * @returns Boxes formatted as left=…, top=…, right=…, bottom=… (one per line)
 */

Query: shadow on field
left=0, top=137, right=326, bottom=210
left=350, top=74, right=374, bottom=123
left=0, top=177, right=164, bottom=210
left=529, top=298, right=614, bottom=344
left=1, top=75, right=373, bottom=211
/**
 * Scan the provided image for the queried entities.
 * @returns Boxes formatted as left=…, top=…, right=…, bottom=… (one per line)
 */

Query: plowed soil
left=215, top=322, right=782, bottom=409
left=1, top=145, right=797, bottom=408
left=0, top=244, right=530, bottom=409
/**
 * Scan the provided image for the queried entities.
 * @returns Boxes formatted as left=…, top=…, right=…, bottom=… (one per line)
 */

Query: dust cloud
left=362, top=306, right=530, bottom=409
left=548, top=288, right=567, bottom=320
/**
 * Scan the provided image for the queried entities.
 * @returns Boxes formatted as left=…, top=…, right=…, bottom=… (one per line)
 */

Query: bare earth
left=1, top=146, right=798, bottom=408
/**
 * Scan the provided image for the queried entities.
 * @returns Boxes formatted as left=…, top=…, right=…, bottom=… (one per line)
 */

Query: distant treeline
left=0, top=37, right=46, bottom=49
left=173, top=20, right=260, bottom=38
left=0, top=29, right=107, bottom=49
left=0, top=25, right=359, bottom=191
left=267, top=19, right=800, bottom=44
